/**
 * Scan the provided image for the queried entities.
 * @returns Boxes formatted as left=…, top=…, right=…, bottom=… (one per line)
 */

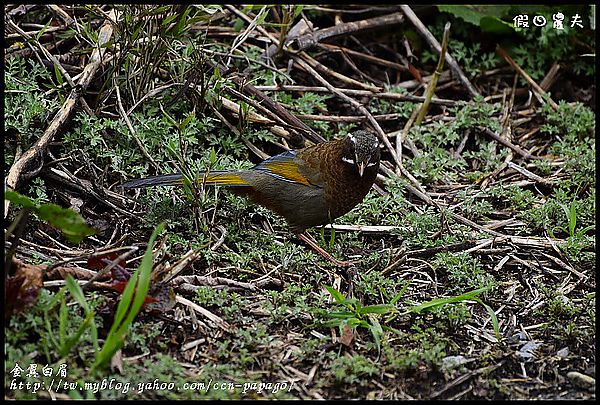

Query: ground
left=4, top=4, right=595, bottom=400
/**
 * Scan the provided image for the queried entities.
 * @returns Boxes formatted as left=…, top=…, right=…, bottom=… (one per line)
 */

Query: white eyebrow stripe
left=342, top=157, right=377, bottom=167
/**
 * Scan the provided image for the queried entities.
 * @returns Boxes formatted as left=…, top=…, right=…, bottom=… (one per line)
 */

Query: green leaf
left=409, top=286, right=492, bottom=313
left=59, top=311, right=95, bottom=357
left=382, top=324, right=404, bottom=335
left=209, top=147, right=217, bottom=165
left=326, top=311, right=357, bottom=319
left=35, top=19, right=52, bottom=41
left=437, top=5, right=511, bottom=26
left=161, top=12, right=180, bottom=26
left=65, top=275, right=98, bottom=351
left=131, top=25, right=142, bottom=42
left=172, top=6, right=192, bottom=35
left=161, top=105, right=179, bottom=128
left=323, top=319, right=342, bottom=327
left=213, top=65, right=221, bottom=80
left=65, top=275, right=88, bottom=311
left=6, top=190, right=95, bottom=243
left=59, top=294, right=68, bottom=348
left=474, top=297, right=501, bottom=342
left=324, top=285, right=346, bottom=305
left=358, top=304, right=394, bottom=315
left=37, top=204, right=96, bottom=243
left=255, top=6, right=269, bottom=26
left=567, top=201, right=577, bottom=237
left=5, top=190, right=37, bottom=209
left=369, top=316, right=383, bottom=353
left=576, top=225, right=595, bottom=238
left=53, top=63, right=64, bottom=85
left=151, top=5, right=172, bottom=15
left=93, top=223, right=165, bottom=372
left=179, top=112, right=195, bottom=131
left=328, top=225, right=335, bottom=250
left=390, top=278, right=412, bottom=305
left=293, top=5, right=305, bottom=19
left=480, top=16, right=514, bottom=34
left=346, top=318, right=368, bottom=328
left=233, top=18, right=245, bottom=32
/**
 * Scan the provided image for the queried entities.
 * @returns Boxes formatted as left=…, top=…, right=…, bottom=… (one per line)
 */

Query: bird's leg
left=296, top=231, right=358, bottom=266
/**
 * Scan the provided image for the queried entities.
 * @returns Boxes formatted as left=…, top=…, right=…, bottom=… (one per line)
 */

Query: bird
left=123, top=130, right=381, bottom=266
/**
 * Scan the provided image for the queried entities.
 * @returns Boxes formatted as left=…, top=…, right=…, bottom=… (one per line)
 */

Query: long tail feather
left=122, top=174, right=184, bottom=189
left=122, top=171, right=250, bottom=189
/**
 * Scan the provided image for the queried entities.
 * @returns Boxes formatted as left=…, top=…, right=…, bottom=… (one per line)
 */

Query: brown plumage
left=123, top=130, right=381, bottom=265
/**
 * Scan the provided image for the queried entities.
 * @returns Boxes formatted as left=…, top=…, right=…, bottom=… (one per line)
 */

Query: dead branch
left=289, top=12, right=404, bottom=51
left=5, top=9, right=117, bottom=217
left=400, top=5, right=481, bottom=98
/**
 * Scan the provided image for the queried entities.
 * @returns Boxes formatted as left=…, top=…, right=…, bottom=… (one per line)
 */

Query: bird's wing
left=254, top=150, right=323, bottom=187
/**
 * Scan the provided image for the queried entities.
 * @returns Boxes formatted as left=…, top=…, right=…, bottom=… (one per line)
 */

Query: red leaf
left=5, top=259, right=43, bottom=320
left=87, top=252, right=128, bottom=271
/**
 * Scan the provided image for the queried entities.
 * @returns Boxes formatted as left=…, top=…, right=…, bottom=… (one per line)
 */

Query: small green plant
left=318, top=225, right=337, bottom=252
left=431, top=301, right=473, bottom=330
left=92, top=222, right=165, bottom=372
left=549, top=198, right=595, bottom=239
left=355, top=271, right=412, bottom=303
left=543, top=101, right=595, bottom=190
left=407, top=286, right=500, bottom=341
left=196, top=286, right=250, bottom=319
left=544, top=196, right=595, bottom=266
left=486, top=184, right=536, bottom=212
left=433, top=252, right=496, bottom=292
left=368, top=86, right=416, bottom=118
left=321, top=284, right=407, bottom=352
left=262, top=283, right=314, bottom=323
left=408, top=98, right=500, bottom=184
left=534, top=286, right=594, bottom=343
left=455, top=190, right=494, bottom=220
left=330, top=354, right=379, bottom=384
left=43, top=276, right=99, bottom=359
left=5, top=58, right=61, bottom=153
left=383, top=337, right=448, bottom=372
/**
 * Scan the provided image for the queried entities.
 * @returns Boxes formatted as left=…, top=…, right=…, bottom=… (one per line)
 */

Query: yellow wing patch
left=262, top=161, right=312, bottom=186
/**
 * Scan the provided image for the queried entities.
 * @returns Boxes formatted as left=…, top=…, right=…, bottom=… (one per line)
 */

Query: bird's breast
left=323, top=160, right=378, bottom=221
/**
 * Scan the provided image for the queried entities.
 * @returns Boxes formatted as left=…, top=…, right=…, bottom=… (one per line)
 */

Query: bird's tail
left=122, top=171, right=251, bottom=189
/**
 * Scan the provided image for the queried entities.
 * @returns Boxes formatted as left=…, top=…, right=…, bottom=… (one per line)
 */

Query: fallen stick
left=5, top=9, right=117, bottom=217
left=289, top=12, right=404, bottom=51
left=497, top=46, right=559, bottom=111
left=400, top=5, right=480, bottom=98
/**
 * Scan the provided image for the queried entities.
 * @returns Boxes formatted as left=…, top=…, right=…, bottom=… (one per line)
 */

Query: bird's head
left=341, top=130, right=380, bottom=177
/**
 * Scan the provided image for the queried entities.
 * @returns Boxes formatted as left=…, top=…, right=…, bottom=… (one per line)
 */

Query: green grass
left=4, top=4, right=595, bottom=400
left=92, top=223, right=165, bottom=372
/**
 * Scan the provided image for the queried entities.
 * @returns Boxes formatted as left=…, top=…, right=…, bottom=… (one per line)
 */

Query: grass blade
left=92, top=222, right=165, bottom=372
left=409, top=286, right=492, bottom=313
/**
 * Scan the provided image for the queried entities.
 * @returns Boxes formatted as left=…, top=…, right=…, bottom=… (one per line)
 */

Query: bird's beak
left=357, top=161, right=366, bottom=177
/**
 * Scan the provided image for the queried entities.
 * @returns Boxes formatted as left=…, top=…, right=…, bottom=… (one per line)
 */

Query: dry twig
left=6, top=9, right=117, bottom=217
left=400, top=5, right=480, bottom=98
